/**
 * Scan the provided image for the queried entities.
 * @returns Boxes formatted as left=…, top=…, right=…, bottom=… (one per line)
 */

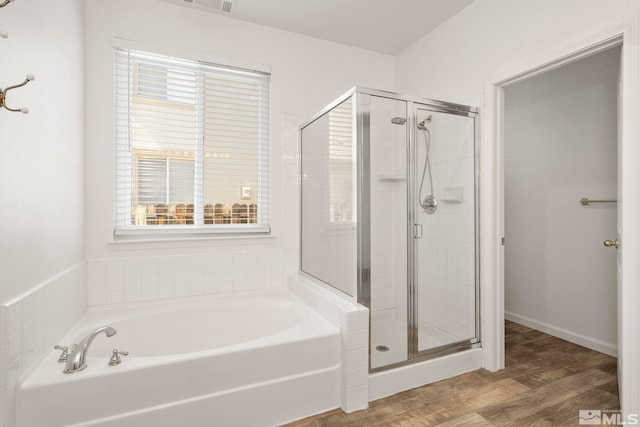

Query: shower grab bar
left=579, top=197, right=617, bottom=206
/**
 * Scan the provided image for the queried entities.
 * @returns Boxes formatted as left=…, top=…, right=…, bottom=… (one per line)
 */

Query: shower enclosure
left=300, top=87, right=479, bottom=371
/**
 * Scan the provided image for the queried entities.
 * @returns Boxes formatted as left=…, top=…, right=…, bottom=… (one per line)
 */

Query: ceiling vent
left=166, top=0, right=237, bottom=14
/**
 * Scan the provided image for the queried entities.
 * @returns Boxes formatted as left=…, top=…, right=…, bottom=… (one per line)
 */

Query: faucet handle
left=54, top=345, right=70, bottom=363
left=108, top=349, right=129, bottom=366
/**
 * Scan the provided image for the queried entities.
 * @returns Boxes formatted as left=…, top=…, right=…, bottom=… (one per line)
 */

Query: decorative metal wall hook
left=0, top=0, right=16, bottom=8
left=1, top=74, right=34, bottom=114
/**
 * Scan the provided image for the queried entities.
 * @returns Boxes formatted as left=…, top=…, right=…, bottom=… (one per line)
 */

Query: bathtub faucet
left=63, top=326, right=117, bottom=374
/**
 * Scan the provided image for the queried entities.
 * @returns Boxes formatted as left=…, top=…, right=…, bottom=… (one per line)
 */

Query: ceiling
left=168, top=0, right=475, bottom=55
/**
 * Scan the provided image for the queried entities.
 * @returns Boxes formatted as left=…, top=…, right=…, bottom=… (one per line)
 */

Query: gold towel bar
left=579, top=197, right=617, bottom=206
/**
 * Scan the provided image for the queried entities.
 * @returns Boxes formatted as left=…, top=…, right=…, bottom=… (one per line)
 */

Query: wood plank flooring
left=286, top=321, right=618, bottom=426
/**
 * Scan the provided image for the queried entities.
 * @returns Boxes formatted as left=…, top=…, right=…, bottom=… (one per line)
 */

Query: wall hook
left=0, top=30, right=7, bottom=39
left=1, top=74, right=34, bottom=114
left=0, top=0, right=16, bottom=8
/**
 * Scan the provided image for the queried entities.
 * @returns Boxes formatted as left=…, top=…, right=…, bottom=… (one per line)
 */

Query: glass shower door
left=414, top=108, right=478, bottom=353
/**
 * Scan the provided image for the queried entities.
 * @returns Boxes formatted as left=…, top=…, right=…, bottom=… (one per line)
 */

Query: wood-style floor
left=286, top=321, right=619, bottom=426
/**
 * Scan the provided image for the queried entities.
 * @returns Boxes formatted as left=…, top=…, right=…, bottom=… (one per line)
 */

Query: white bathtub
left=17, top=290, right=341, bottom=427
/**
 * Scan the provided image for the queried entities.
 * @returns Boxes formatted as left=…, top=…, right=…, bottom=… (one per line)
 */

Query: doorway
left=503, top=46, right=620, bottom=358
left=483, top=22, right=640, bottom=414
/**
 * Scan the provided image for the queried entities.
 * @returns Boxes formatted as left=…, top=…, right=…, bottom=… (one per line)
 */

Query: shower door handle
left=414, top=224, right=423, bottom=239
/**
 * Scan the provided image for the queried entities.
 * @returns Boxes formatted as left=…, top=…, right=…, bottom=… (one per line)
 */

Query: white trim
left=505, top=311, right=617, bottom=357
left=482, top=18, right=640, bottom=413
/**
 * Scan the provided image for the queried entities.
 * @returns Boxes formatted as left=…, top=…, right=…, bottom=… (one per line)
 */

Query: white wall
left=396, top=0, right=640, bottom=105
left=0, top=1, right=86, bottom=425
left=84, top=0, right=395, bottom=305
left=0, top=2, right=85, bottom=305
left=504, top=47, right=619, bottom=354
left=396, top=0, right=640, bottom=361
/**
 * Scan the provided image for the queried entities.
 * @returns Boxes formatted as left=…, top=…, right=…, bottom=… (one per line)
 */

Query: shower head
left=417, top=115, right=433, bottom=131
left=391, top=117, right=406, bottom=125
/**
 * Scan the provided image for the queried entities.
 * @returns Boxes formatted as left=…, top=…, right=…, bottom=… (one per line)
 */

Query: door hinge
left=501, top=237, right=505, bottom=246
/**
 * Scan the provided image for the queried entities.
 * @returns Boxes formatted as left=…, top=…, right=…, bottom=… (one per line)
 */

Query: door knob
left=603, top=239, right=619, bottom=248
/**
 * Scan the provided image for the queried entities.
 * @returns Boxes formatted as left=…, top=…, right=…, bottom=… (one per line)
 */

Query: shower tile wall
left=418, top=113, right=476, bottom=344
left=369, top=100, right=407, bottom=322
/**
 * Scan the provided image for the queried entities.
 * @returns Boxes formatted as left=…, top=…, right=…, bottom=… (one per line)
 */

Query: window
left=114, top=48, right=270, bottom=236
left=328, top=98, right=353, bottom=223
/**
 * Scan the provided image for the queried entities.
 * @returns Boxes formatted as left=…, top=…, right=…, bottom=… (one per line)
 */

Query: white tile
left=0, top=345, right=7, bottom=387
left=107, top=275, right=125, bottom=292
left=32, top=287, right=46, bottom=320
left=158, top=286, right=175, bottom=300
left=6, top=358, right=21, bottom=390
left=124, top=257, right=143, bottom=277
left=190, top=253, right=206, bottom=271
left=21, top=322, right=34, bottom=358
left=189, top=282, right=205, bottom=296
left=125, top=289, right=142, bottom=303
left=141, top=273, right=158, bottom=290
left=174, top=280, right=190, bottom=298
left=232, top=276, right=247, bottom=293
left=88, top=292, right=107, bottom=307
left=346, top=329, right=369, bottom=351
left=5, top=301, right=22, bottom=338
left=174, top=255, right=189, bottom=272
left=142, top=257, right=159, bottom=278
left=4, top=386, right=16, bottom=426
left=106, top=291, right=125, bottom=305
left=90, top=275, right=108, bottom=293
left=346, top=385, right=368, bottom=409
left=107, top=258, right=125, bottom=277
left=0, top=386, right=6, bottom=425
left=88, top=259, right=107, bottom=278
left=158, top=256, right=175, bottom=276
left=7, top=332, right=21, bottom=368
left=125, top=274, right=142, bottom=291
left=347, top=348, right=368, bottom=370
left=346, top=366, right=368, bottom=389
left=142, top=287, right=159, bottom=302
left=232, top=252, right=247, bottom=269
left=21, top=293, right=35, bottom=328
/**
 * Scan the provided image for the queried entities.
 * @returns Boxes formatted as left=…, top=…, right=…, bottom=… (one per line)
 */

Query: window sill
left=109, top=227, right=274, bottom=248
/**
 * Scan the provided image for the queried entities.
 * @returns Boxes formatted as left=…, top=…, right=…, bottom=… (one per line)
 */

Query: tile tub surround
left=0, top=262, right=87, bottom=427
left=87, top=250, right=287, bottom=307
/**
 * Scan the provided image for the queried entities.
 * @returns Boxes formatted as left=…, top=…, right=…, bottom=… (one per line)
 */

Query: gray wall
left=504, top=47, right=620, bottom=354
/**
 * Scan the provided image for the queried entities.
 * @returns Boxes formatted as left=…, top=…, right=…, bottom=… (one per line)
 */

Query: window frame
left=113, top=46, right=271, bottom=239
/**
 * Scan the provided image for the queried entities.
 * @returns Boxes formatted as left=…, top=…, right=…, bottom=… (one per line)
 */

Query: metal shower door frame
left=353, top=87, right=481, bottom=373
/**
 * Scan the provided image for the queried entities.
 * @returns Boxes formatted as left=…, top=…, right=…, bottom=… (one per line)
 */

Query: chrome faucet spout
left=63, top=326, right=116, bottom=374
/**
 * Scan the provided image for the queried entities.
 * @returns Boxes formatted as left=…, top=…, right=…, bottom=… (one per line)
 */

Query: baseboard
left=505, top=311, right=617, bottom=357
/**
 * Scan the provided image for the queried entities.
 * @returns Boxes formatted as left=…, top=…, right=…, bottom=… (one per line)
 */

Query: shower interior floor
left=370, top=315, right=462, bottom=369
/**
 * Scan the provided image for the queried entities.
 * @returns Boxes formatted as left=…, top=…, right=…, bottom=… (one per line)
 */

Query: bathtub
left=17, top=290, right=341, bottom=427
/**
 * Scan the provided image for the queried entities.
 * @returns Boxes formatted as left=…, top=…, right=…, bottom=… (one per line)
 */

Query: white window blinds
left=114, top=48, right=271, bottom=235
left=328, top=98, right=353, bottom=223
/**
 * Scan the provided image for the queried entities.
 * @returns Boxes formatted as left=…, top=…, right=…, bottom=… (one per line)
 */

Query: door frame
left=481, top=19, right=640, bottom=413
